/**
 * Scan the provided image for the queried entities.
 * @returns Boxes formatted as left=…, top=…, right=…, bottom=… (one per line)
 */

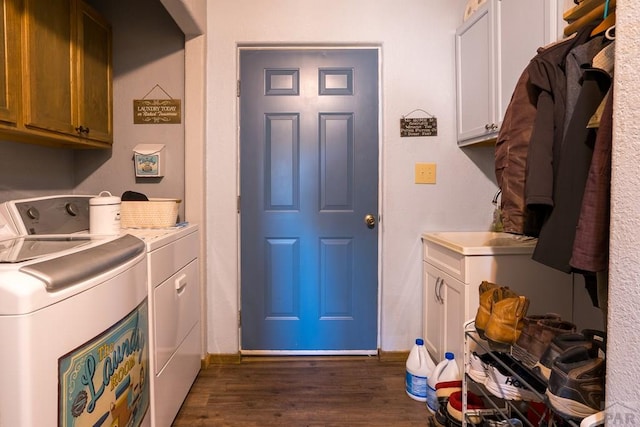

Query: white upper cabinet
left=455, top=0, right=559, bottom=146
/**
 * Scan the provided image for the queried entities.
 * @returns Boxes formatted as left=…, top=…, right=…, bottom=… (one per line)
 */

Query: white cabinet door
left=456, top=0, right=558, bottom=146
left=442, top=274, right=466, bottom=367
left=496, top=0, right=554, bottom=123
left=424, top=261, right=469, bottom=365
left=455, top=4, right=493, bottom=143
left=423, top=262, right=444, bottom=360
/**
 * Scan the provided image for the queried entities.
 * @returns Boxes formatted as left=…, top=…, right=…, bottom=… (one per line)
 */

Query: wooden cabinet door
left=77, top=1, right=112, bottom=143
left=0, top=0, right=20, bottom=126
left=22, top=0, right=77, bottom=136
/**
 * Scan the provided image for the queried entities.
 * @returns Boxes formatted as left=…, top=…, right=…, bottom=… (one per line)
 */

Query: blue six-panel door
left=240, top=49, right=379, bottom=351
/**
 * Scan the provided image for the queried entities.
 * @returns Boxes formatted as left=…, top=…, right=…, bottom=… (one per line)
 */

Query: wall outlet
left=415, top=163, right=436, bottom=184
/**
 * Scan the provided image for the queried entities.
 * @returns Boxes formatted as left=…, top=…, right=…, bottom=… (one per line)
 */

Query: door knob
left=364, top=214, right=376, bottom=229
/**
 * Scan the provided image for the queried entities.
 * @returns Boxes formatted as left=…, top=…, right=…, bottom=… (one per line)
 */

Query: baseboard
left=378, top=349, right=410, bottom=362
left=202, top=349, right=410, bottom=366
left=202, top=352, right=242, bottom=367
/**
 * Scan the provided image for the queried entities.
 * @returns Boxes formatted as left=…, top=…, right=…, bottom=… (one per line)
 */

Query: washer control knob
left=26, top=207, right=40, bottom=220
left=65, top=202, right=79, bottom=217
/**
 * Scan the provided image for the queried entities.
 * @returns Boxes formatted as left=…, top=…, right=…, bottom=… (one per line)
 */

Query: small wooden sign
left=134, top=99, right=182, bottom=124
left=400, top=117, right=438, bottom=137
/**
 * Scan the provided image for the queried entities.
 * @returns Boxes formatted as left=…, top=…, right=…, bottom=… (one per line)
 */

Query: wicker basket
left=120, top=198, right=181, bottom=229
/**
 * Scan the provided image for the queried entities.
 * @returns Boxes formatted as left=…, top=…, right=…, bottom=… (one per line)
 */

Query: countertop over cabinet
left=421, top=231, right=575, bottom=369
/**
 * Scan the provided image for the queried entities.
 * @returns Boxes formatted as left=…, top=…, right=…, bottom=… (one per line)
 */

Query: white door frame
left=235, top=44, right=384, bottom=355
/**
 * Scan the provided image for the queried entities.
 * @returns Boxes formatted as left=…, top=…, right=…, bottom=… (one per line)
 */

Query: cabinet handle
left=434, top=277, right=444, bottom=304
left=484, top=123, right=498, bottom=131
left=175, top=273, right=188, bottom=294
left=437, top=278, right=444, bottom=304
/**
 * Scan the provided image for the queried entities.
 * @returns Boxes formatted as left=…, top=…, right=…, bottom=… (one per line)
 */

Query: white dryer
left=124, top=225, right=201, bottom=427
left=0, top=196, right=151, bottom=427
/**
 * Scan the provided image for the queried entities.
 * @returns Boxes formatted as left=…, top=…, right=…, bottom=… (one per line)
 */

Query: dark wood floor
left=172, top=356, right=433, bottom=427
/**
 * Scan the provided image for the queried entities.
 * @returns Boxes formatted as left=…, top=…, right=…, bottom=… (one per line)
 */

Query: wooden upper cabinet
left=0, top=0, right=20, bottom=126
left=5, top=0, right=112, bottom=148
left=23, top=0, right=76, bottom=137
left=77, top=2, right=112, bottom=143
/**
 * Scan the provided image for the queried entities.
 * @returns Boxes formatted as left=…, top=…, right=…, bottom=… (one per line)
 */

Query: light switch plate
left=415, top=163, right=436, bottom=184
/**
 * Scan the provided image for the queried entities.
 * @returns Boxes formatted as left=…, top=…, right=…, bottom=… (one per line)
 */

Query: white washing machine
left=0, top=196, right=151, bottom=427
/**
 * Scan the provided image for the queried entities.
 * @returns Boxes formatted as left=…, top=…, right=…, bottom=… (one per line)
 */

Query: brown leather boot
left=485, top=294, right=530, bottom=349
left=516, top=313, right=562, bottom=352
left=517, top=317, right=577, bottom=359
left=474, top=281, right=499, bottom=338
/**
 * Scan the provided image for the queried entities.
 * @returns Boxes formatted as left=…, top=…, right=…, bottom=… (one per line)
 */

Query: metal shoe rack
left=462, top=320, right=581, bottom=427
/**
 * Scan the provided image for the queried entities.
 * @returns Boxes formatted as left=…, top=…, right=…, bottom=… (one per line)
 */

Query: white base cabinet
left=422, top=232, right=574, bottom=369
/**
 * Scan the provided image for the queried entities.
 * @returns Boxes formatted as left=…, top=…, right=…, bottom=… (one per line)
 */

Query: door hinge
left=238, top=310, right=241, bottom=327
left=237, top=195, right=241, bottom=213
left=237, top=80, right=241, bottom=97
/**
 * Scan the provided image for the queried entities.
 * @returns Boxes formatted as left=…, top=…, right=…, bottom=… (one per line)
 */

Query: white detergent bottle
left=405, top=338, right=436, bottom=402
left=426, top=352, right=460, bottom=413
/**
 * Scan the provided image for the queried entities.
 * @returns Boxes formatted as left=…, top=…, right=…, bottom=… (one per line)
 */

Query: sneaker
left=546, top=346, right=605, bottom=420
left=467, top=351, right=493, bottom=384
left=515, top=314, right=576, bottom=359
left=445, top=390, right=486, bottom=426
left=534, top=330, right=604, bottom=381
left=485, top=294, right=530, bottom=349
left=484, top=352, right=545, bottom=402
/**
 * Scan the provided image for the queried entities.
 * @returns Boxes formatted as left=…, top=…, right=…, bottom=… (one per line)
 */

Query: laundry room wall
left=204, top=0, right=504, bottom=355
left=607, top=0, right=640, bottom=409
left=74, top=0, right=187, bottom=219
left=0, top=140, right=74, bottom=202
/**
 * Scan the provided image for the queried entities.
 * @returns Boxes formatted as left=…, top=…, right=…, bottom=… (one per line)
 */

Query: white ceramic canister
left=89, top=191, right=121, bottom=235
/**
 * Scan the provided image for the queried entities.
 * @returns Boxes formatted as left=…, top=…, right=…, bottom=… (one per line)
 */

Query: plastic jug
left=405, top=338, right=436, bottom=402
left=426, top=352, right=460, bottom=413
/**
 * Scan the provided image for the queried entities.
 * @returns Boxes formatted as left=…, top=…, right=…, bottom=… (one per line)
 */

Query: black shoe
left=533, top=329, right=605, bottom=381
left=545, top=346, right=605, bottom=420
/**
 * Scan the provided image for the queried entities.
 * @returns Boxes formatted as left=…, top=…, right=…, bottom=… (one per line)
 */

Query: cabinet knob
left=485, top=123, right=498, bottom=131
left=75, top=126, right=90, bottom=135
